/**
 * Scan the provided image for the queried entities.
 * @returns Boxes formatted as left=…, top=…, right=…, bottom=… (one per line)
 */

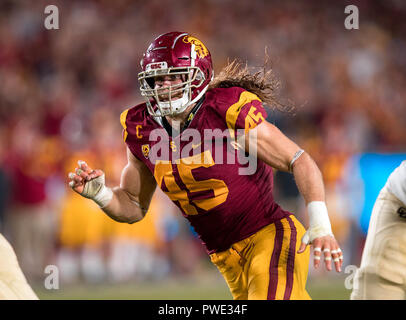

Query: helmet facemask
left=138, top=66, right=206, bottom=117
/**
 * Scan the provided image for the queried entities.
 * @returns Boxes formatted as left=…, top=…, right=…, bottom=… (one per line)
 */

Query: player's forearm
left=100, top=187, right=147, bottom=224
left=292, top=152, right=334, bottom=242
left=291, top=152, right=325, bottom=204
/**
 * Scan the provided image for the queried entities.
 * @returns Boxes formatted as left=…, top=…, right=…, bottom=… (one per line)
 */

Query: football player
left=0, top=233, right=38, bottom=300
left=68, top=32, right=343, bottom=300
left=351, top=161, right=406, bottom=300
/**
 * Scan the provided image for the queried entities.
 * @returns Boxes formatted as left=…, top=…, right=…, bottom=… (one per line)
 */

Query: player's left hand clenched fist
left=296, top=201, right=343, bottom=272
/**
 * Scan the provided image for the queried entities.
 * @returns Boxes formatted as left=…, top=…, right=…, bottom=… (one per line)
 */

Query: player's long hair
left=209, top=54, right=294, bottom=113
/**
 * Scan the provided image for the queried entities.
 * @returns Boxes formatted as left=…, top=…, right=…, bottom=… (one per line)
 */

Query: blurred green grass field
left=33, top=275, right=351, bottom=300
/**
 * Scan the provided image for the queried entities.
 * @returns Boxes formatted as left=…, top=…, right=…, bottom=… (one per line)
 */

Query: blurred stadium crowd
left=0, top=0, right=405, bottom=286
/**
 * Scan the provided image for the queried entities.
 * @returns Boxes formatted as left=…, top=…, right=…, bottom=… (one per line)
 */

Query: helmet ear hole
left=195, top=70, right=203, bottom=81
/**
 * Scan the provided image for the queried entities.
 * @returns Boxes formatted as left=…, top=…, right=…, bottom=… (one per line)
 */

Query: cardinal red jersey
left=120, top=86, right=291, bottom=254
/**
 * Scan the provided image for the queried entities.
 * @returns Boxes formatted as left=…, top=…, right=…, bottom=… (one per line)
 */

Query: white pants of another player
left=351, top=186, right=406, bottom=300
left=0, top=233, right=38, bottom=300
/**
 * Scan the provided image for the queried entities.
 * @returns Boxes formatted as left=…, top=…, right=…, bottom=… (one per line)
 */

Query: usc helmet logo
left=182, top=36, right=209, bottom=58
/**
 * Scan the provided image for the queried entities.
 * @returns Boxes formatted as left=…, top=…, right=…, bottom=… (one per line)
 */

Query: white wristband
left=302, top=201, right=333, bottom=244
left=93, top=184, right=113, bottom=208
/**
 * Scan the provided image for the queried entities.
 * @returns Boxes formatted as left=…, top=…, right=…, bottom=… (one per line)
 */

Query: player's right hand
left=68, top=160, right=105, bottom=199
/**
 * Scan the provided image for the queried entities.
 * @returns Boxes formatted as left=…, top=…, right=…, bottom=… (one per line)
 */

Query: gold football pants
left=210, top=215, right=311, bottom=300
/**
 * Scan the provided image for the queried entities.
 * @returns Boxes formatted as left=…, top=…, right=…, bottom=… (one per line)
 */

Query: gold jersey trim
left=120, top=108, right=130, bottom=142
